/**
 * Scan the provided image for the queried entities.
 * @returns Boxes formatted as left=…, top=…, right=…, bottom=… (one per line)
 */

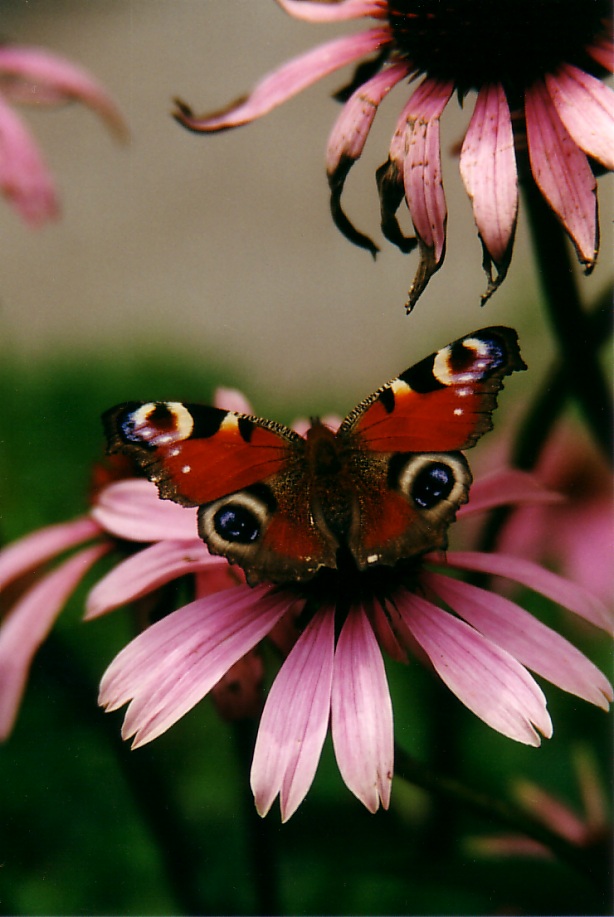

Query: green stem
left=521, top=176, right=612, bottom=458
left=232, top=719, right=281, bottom=916
left=511, top=287, right=612, bottom=469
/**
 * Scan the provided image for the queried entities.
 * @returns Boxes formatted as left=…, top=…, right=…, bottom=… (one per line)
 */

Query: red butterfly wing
left=345, top=449, right=473, bottom=569
left=339, top=327, right=525, bottom=452
left=103, top=401, right=299, bottom=506
left=338, top=328, right=524, bottom=568
left=103, top=401, right=338, bottom=582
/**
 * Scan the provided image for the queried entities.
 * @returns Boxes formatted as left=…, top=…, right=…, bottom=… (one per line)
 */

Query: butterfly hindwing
left=194, top=451, right=338, bottom=584
left=345, top=450, right=473, bottom=569
left=103, top=401, right=337, bottom=582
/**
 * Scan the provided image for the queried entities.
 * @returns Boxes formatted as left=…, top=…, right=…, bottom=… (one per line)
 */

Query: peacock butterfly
left=103, top=327, right=525, bottom=585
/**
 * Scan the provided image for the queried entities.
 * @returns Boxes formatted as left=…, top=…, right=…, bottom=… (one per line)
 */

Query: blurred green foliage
left=0, top=356, right=611, bottom=915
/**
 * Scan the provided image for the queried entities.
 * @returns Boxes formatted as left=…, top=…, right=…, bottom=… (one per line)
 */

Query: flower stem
left=232, top=719, right=281, bottom=916
left=521, top=176, right=613, bottom=458
left=514, top=289, right=612, bottom=467
left=394, top=742, right=609, bottom=892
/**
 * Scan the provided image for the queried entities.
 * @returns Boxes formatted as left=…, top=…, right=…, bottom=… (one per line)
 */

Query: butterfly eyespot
left=213, top=504, right=260, bottom=544
left=121, top=402, right=194, bottom=446
left=389, top=452, right=472, bottom=513
left=198, top=486, right=276, bottom=559
left=411, top=462, right=455, bottom=509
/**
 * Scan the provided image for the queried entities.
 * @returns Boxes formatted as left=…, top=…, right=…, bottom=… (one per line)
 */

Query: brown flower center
left=387, top=0, right=609, bottom=98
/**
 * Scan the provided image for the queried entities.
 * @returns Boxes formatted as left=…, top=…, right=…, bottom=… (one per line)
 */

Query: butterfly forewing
left=103, top=401, right=301, bottom=505
left=339, top=327, right=525, bottom=453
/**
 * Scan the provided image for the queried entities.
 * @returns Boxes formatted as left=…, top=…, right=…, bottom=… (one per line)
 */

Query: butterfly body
left=104, top=327, right=525, bottom=585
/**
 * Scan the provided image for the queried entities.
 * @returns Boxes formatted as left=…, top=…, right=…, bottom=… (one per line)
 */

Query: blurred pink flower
left=495, top=424, right=613, bottom=606
left=468, top=747, right=610, bottom=859
left=98, top=466, right=613, bottom=822
left=175, top=0, right=614, bottom=310
left=0, top=43, right=125, bottom=225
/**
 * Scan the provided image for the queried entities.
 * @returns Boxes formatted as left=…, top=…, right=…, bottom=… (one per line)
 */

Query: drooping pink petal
left=251, top=605, right=335, bottom=822
left=394, top=591, right=552, bottom=745
left=327, top=62, right=409, bottom=172
left=331, top=606, right=393, bottom=812
left=174, top=28, right=391, bottom=132
left=0, top=516, right=100, bottom=591
left=545, top=65, right=614, bottom=170
left=92, top=479, right=198, bottom=541
left=385, top=596, right=431, bottom=667
left=277, top=0, right=387, bottom=22
left=327, top=61, right=410, bottom=254
left=85, top=538, right=227, bottom=619
left=425, top=573, right=612, bottom=709
left=375, top=87, right=421, bottom=255
left=0, top=543, right=107, bottom=739
left=493, top=501, right=613, bottom=608
left=525, top=79, right=597, bottom=268
left=457, top=469, right=562, bottom=518
left=99, top=584, right=292, bottom=747
left=402, top=77, right=454, bottom=309
left=0, top=46, right=126, bottom=139
left=0, top=93, right=57, bottom=224
left=404, top=77, right=453, bottom=255
left=443, top=551, right=612, bottom=633
left=460, top=83, right=518, bottom=301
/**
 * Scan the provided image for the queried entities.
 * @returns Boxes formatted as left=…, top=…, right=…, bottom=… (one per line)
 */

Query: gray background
left=0, top=0, right=610, bottom=411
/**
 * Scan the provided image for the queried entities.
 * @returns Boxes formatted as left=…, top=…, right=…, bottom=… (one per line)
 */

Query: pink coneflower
left=0, top=474, right=236, bottom=739
left=0, top=43, right=125, bottom=225
left=174, top=0, right=614, bottom=309
left=0, top=389, right=251, bottom=740
left=98, top=466, right=612, bottom=822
